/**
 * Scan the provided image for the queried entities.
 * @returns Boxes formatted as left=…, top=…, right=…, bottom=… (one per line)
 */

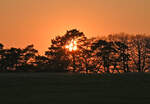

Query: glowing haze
left=0, top=0, right=150, bottom=54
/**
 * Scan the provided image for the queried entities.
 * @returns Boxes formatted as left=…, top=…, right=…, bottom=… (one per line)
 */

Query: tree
left=0, top=44, right=38, bottom=72
left=0, top=43, right=3, bottom=50
left=19, top=44, right=38, bottom=71
left=76, top=37, right=96, bottom=73
left=64, top=29, right=88, bottom=72
left=114, top=41, right=130, bottom=72
left=34, top=55, right=49, bottom=71
left=1, top=48, right=22, bottom=71
left=92, top=40, right=117, bottom=73
left=46, top=29, right=86, bottom=72
left=0, top=43, right=6, bottom=71
left=144, top=37, right=150, bottom=72
left=130, top=35, right=150, bottom=72
left=45, top=34, right=69, bottom=72
left=108, top=33, right=131, bottom=72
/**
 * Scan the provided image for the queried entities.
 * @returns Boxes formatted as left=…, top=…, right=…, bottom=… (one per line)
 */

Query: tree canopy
left=0, top=29, right=150, bottom=73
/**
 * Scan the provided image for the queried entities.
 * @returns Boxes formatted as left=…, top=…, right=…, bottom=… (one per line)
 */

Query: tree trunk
left=72, top=53, right=76, bottom=72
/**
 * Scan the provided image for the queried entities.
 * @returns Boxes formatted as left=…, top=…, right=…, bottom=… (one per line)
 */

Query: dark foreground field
left=0, top=73, right=150, bottom=104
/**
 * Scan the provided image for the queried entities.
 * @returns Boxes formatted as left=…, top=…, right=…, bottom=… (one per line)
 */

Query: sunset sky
left=0, top=0, right=150, bottom=54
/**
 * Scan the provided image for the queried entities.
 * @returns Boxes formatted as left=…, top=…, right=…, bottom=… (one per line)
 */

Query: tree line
left=0, top=29, right=150, bottom=73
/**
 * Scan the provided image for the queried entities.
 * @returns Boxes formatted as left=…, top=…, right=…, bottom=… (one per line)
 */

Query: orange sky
left=0, top=0, right=150, bottom=54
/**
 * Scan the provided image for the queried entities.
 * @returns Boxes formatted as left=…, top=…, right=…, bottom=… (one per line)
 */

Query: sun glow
left=65, top=39, right=77, bottom=51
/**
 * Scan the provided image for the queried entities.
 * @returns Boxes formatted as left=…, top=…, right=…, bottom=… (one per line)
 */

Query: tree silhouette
left=1, top=48, right=22, bottom=71
left=76, top=37, right=95, bottom=73
left=0, top=43, right=3, bottom=49
left=0, top=30, right=150, bottom=73
left=114, top=41, right=130, bottom=72
left=92, top=40, right=117, bottom=73
left=45, top=35, right=70, bottom=72
left=0, top=43, right=5, bottom=71
left=19, top=44, right=38, bottom=71
left=108, top=33, right=131, bottom=72
left=35, top=55, right=49, bottom=71
left=130, top=35, right=150, bottom=72
left=46, top=29, right=86, bottom=72
left=64, top=29, right=86, bottom=72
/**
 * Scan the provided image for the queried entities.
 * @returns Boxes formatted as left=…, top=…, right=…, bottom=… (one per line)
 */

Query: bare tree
left=129, top=35, right=150, bottom=72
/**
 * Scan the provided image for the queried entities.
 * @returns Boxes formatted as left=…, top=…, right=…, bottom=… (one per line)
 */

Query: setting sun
left=0, top=0, right=150, bottom=103
left=65, top=39, right=77, bottom=51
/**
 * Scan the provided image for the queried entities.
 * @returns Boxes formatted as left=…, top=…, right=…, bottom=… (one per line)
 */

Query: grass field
left=0, top=72, right=150, bottom=104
